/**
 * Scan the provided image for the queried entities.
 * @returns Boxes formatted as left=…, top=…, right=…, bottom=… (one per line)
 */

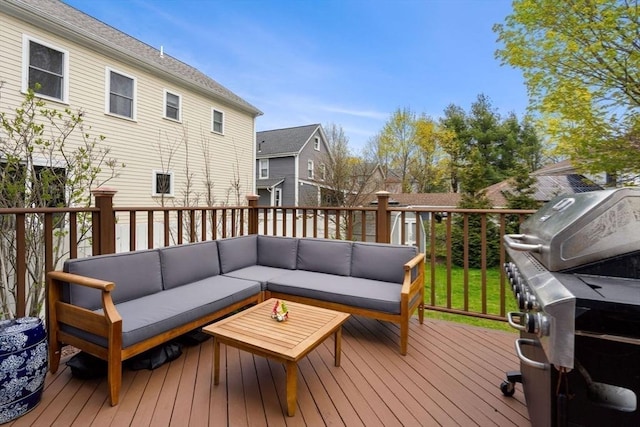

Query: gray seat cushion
left=159, top=240, right=220, bottom=290
left=223, top=265, right=292, bottom=290
left=296, top=238, right=352, bottom=276
left=65, top=275, right=261, bottom=348
left=217, top=235, right=258, bottom=273
left=351, top=242, right=418, bottom=283
left=267, top=270, right=401, bottom=314
left=63, top=249, right=163, bottom=311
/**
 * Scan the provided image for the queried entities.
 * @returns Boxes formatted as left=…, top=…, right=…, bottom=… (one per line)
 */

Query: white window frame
left=212, top=109, right=224, bottom=134
left=274, top=188, right=282, bottom=206
left=163, top=89, right=182, bottom=122
left=22, top=35, right=69, bottom=103
left=307, top=160, right=314, bottom=179
left=314, top=136, right=320, bottom=151
left=320, top=163, right=326, bottom=181
left=152, top=170, right=174, bottom=197
left=259, top=159, right=269, bottom=179
left=105, top=67, right=137, bottom=120
left=1, top=157, right=67, bottom=209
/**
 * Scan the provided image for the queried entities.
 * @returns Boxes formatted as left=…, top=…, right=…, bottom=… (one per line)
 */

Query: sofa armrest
left=48, top=270, right=115, bottom=292
left=46, top=270, right=122, bottom=350
left=400, top=252, right=425, bottom=298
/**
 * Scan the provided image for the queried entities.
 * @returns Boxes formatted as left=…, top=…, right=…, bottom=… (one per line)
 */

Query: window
left=259, top=159, right=269, bottom=179
left=314, top=137, right=320, bottom=150
left=212, top=109, right=224, bottom=134
left=307, top=160, right=314, bottom=179
left=153, top=171, right=173, bottom=196
left=107, top=68, right=136, bottom=119
left=274, top=188, right=282, bottom=206
left=320, top=164, right=326, bottom=181
left=164, top=90, right=181, bottom=121
left=34, top=165, right=66, bottom=208
left=23, top=36, right=68, bottom=102
left=0, top=161, right=66, bottom=209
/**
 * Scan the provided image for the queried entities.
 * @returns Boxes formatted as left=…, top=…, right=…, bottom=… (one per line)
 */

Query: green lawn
left=423, top=263, right=518, bottom=332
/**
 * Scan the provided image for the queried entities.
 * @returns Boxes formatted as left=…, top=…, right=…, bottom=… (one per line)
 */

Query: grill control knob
left=512, top=277, right=524, bottom=297
left=517, top=291, right=528, bottom=310
left=517, top=291, right=538, bottom=311
left=525, top=312, right=550, bottom=337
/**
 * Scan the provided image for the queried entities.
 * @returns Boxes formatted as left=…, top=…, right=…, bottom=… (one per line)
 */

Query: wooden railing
left=0, top=189, right=535, bottom=320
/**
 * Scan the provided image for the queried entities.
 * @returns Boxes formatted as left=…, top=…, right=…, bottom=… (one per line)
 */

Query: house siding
left=0, top=6, right=257, bottom=208
left=256, top=156, right=296, bottom=206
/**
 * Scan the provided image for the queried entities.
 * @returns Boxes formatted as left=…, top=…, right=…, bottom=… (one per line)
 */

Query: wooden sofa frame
left=46, top=270, right=262, bottom=406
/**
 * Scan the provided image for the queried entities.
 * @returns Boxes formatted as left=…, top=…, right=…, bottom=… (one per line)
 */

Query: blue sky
left=63, top=0, right=527, bottom=152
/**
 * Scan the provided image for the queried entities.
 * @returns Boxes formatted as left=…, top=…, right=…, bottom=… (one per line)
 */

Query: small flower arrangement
left=271, top=300, right=289, bottom=322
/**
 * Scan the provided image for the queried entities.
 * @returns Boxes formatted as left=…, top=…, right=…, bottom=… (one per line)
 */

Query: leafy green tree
left=439, top=104, right=470, bottom=192
left=494, top=0, right=640, bottom=182
left=451, top=181, right=502, bottom=268
left=0, top=88, right=121, bottom=318
left=502, top=165, right=540, bottom=234
left=409, top=116, right=449, bottom=192
left=467, top=94, right=504, bottom=185
left=380, top=107, right=420, bottom=192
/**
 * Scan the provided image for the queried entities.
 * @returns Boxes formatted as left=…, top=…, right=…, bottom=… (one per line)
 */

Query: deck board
left=5, top=316, right=529, bottom=426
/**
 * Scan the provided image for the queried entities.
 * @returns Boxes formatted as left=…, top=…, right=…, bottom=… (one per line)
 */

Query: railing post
left=92, top=187, right=117, bottom=255
left=246, top=194, right=259, bottom=235
left=376, top=191, right=390, bottom=243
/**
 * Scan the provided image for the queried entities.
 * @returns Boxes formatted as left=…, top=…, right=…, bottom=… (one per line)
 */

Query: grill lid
left=511, top=187, right=640, bottom=271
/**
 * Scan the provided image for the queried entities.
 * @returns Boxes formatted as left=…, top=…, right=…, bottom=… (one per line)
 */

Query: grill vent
left=523, top=252, right=547, bottom=273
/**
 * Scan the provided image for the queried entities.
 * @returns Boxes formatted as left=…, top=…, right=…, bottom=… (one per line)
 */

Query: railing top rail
left=113, top=205, right=250, bottom=213
left=0, top=207, right=100, bottom=214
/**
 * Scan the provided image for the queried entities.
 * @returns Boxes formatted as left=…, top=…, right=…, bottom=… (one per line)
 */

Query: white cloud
left=318, top=105, right=389, bottom=121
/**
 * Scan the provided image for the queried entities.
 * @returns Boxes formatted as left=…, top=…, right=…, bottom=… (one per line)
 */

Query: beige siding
left=0, top=12, right=257, bottom=208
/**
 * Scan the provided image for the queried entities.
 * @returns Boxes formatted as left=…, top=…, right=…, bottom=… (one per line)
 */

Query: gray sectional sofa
left=46, top=235, right=425, bottom=406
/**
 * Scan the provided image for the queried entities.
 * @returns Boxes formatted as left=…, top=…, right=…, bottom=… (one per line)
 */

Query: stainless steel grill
left=500, top=187, right=640, bottom=427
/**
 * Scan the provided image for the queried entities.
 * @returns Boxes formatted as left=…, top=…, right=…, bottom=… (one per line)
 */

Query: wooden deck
left=7, top=316, right=529, bottom=426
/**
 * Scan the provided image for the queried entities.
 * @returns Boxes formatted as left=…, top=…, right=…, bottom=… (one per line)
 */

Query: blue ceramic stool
left=0, top=317, right=48, bottom=423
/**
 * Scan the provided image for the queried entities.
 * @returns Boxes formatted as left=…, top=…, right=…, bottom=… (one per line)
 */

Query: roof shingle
left=256, top=124, right=320, bottom=156
left=6, top=0, right=261, bottom=116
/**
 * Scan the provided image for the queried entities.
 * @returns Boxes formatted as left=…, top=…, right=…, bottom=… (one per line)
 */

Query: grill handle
left=507, top=312, right=526, bottom=332
left=504, top=234, right=542, bottom=253
left=515, top=338, right=549, bottom=370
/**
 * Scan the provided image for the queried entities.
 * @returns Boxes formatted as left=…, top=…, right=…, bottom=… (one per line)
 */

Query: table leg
left=286, top=361, right=297, bottom=416
left=334, top=326, right=342, bottom=367
left=213, top=337, right=220, bottom=385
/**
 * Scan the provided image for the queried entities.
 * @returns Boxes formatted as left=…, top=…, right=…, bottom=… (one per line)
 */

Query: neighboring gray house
left=256, top=124, right=331, bottom=206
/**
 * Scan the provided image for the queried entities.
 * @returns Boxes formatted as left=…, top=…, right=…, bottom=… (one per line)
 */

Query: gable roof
left=256, top=124, right=322, bottom=157
left=3, top=0, right=262, bottom=116
left=484, top=170, right=604, bottom=207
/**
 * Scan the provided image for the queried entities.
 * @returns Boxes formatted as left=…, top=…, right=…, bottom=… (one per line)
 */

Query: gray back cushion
left=297, top=238, right=352, bottom=276
left=63, top=249, right=163, bottom=310
left=258, top=236, right=298, bottom=269
left=217, top=235, right=258, bottom=273
left=159, top=241, right=220, bottom=290
left=351, top=242, right=418, bottom=283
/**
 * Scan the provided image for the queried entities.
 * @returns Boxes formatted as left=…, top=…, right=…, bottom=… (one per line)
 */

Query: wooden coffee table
left=202, top=299, right=350, bottom=416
